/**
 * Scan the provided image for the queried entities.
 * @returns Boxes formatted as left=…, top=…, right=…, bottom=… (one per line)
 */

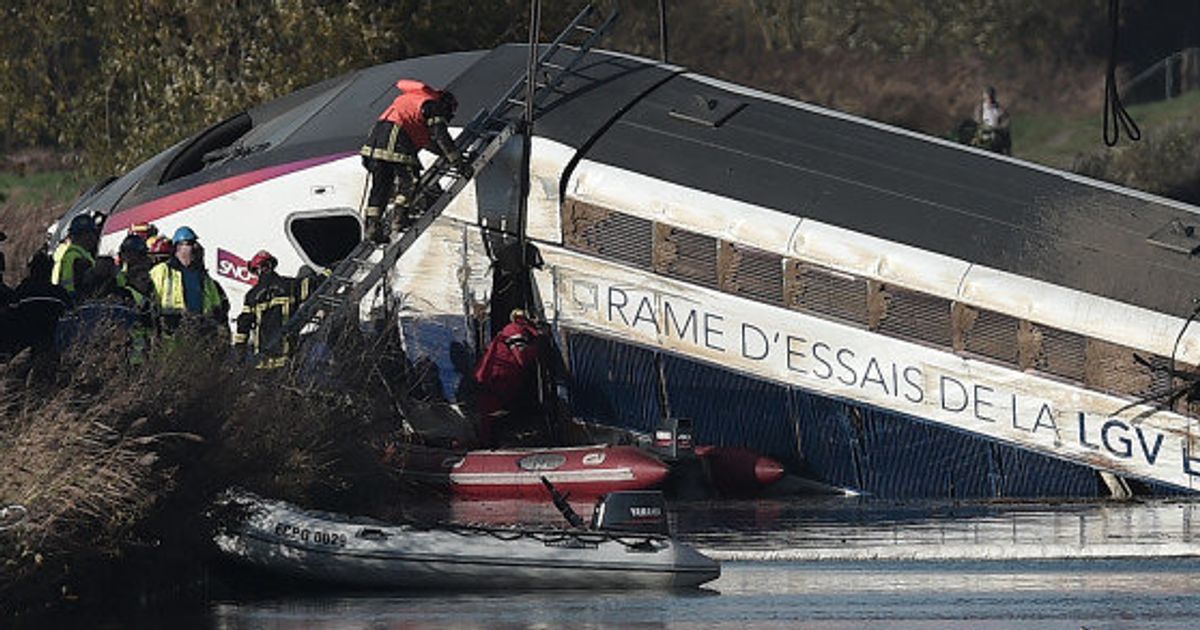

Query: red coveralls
left=473, top=317, right=542, bottom=447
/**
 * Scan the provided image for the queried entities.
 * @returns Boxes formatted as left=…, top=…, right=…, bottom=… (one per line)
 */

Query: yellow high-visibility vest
left=51, top=242, right=95, bottom=294
left=148, top=262, right=224, bottom=315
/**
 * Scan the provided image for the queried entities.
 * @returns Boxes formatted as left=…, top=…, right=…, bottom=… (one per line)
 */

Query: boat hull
left=396, top=444, right=671, bottom=499
left=214, top=493, right=719, bottom=590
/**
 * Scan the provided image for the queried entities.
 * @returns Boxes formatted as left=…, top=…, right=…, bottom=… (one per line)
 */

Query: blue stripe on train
left=392, top=320, right=1176, bottom=498
left=566, top=331, right=1107, bottom=499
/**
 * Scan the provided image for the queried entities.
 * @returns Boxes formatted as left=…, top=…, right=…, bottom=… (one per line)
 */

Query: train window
left=1029, top=324, right=1088, bottom=383
left=655, top=224, right=717, bottom=287
left=720, top=242, right=783, bottom=305
left=562, top=200, right=653, bottom=270
left=159, top=113, right=253, bottom=184
left=954, top=304, right=1019, bottom=365
left=786, top=261, right=868, bottom=326
left=287, top=211, right=361, bottom=268
left=876, top=285, right=952, bottom=347
left=1084, top=338, right=1162, bottom=398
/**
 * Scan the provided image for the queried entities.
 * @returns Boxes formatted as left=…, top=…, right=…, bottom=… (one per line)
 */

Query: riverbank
left=0, top=327, right=416, bottom=617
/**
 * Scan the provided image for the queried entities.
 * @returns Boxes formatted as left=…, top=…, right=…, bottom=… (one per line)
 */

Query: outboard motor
left=652, top=417, right=694, bottom=461
left=652, top=416, right=711, bottom=499
left=591, top=490, right=670, bottom=535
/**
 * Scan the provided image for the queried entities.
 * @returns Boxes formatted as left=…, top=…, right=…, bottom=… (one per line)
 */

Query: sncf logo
left=216, top=248, right=258, bottom=285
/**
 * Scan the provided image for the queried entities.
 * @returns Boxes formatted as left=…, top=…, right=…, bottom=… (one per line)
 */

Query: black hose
left=1168, top=300, right=1200, bottom=403
left=1103, top=0, right=1141, bottom=147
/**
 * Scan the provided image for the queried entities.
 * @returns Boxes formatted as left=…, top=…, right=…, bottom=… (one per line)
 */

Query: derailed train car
left=57, top=44, right=1200, bottom=499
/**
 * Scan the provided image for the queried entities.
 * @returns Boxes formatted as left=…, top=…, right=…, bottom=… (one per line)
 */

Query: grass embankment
left=0, top=326, right=412, bottom=617
left=1013, top=89, right=1200, bottom=203
left=0, top=170, right=89, bottom=286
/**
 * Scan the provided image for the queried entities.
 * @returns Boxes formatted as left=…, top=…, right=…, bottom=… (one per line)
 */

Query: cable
left=1103, top=0, right=1141, bottom=147
left=1167, top=299, right=1200, bottom=405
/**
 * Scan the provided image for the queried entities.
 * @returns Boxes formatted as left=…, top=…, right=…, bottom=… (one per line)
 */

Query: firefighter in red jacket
left=473, top=309, right=544, bottom=447
left=360, top=79, right=470, bottom=244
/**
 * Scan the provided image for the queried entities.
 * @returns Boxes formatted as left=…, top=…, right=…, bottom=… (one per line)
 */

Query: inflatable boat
left=213, top=490, right=720, bottom=590
left=393, top=444, right=671, bottom=499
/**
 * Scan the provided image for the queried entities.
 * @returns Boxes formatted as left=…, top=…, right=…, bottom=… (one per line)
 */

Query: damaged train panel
left=65, top=43, right=1200, bottom=499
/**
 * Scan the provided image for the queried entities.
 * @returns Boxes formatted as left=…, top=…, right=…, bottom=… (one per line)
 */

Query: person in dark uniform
left=233, top=250, right=315, bottom=368
left=11, top=251, right=72, bottom=356
left=0, top=232, right=15, bottom=358
left=0, top=230, right=8, bottom=289
left=360, top=79, right=470, bottom=243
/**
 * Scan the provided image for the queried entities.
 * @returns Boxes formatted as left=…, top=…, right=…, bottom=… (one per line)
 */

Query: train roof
left=99, top=44, right=1200, bottom=317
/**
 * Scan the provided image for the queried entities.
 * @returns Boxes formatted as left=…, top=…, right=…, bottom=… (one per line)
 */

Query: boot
left=391, top=211, right=413, bottom=234
left=363, top=208, right=388, bottom=244
left=390, top=195, right=414, bottom=233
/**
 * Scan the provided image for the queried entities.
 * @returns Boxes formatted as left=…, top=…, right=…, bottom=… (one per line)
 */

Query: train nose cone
left=754, top=456, right=786, bottom=486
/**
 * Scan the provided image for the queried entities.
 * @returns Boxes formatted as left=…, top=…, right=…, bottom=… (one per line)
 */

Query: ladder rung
left=268, top=6, right=616, bottom=356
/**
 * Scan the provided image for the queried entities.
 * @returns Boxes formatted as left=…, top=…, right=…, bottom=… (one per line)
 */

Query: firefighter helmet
left=68, top=213, right=97, bottom=236
left=128, top=222, right=157, bottom=239
left=441, top=91, right=458, bottom=116
left=248, top=250, right=277, bottom=274
left=119, top=234, right=149, bottom=255
left=147, top=235, right=174, bottom=257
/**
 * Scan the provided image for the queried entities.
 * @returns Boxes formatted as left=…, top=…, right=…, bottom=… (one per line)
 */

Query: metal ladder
left=264, top=4, right=617, bottom=352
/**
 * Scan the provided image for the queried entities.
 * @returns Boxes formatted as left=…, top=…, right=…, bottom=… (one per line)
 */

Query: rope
left=1167, top=301, right=1200, bottom=405
left=398, top=519, right=663, bottom=551
left=1103, top=0, right=1141, bottom=147
left=235, top=492, right=665, bottom=552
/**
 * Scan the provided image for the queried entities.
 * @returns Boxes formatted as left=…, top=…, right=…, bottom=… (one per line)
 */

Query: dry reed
left=0, top=317, right=413, bottom=616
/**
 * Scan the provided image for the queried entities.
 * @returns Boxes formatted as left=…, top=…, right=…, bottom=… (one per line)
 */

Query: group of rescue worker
left=0, top=78, right=545, bottom=446
left=0, top=214, right=328, bottom=371
left=0, top=217, right=230, bottom=360
left=0, top=210, right=547, bottom=447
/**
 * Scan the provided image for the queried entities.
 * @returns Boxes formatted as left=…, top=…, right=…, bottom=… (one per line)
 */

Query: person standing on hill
left=146, top=234, right=173, bottom=266
left=148, top=226, right=228, bottom=335
left=972, top=86, right=1012, bottom=155
left=360, top=79, right=470, bottom=244
left=51, top=214, right=98, bottom=298
left=0, top=231, right=15, bottom=358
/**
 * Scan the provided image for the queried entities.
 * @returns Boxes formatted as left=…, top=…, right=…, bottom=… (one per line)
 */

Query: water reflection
left=208, top=558, right=1200, bottom=629
left=200, top=498, right=1200, bottom=629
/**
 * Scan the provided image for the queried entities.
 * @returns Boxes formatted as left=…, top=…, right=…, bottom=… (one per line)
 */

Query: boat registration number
left=274, top=522, right=348, bottom=547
